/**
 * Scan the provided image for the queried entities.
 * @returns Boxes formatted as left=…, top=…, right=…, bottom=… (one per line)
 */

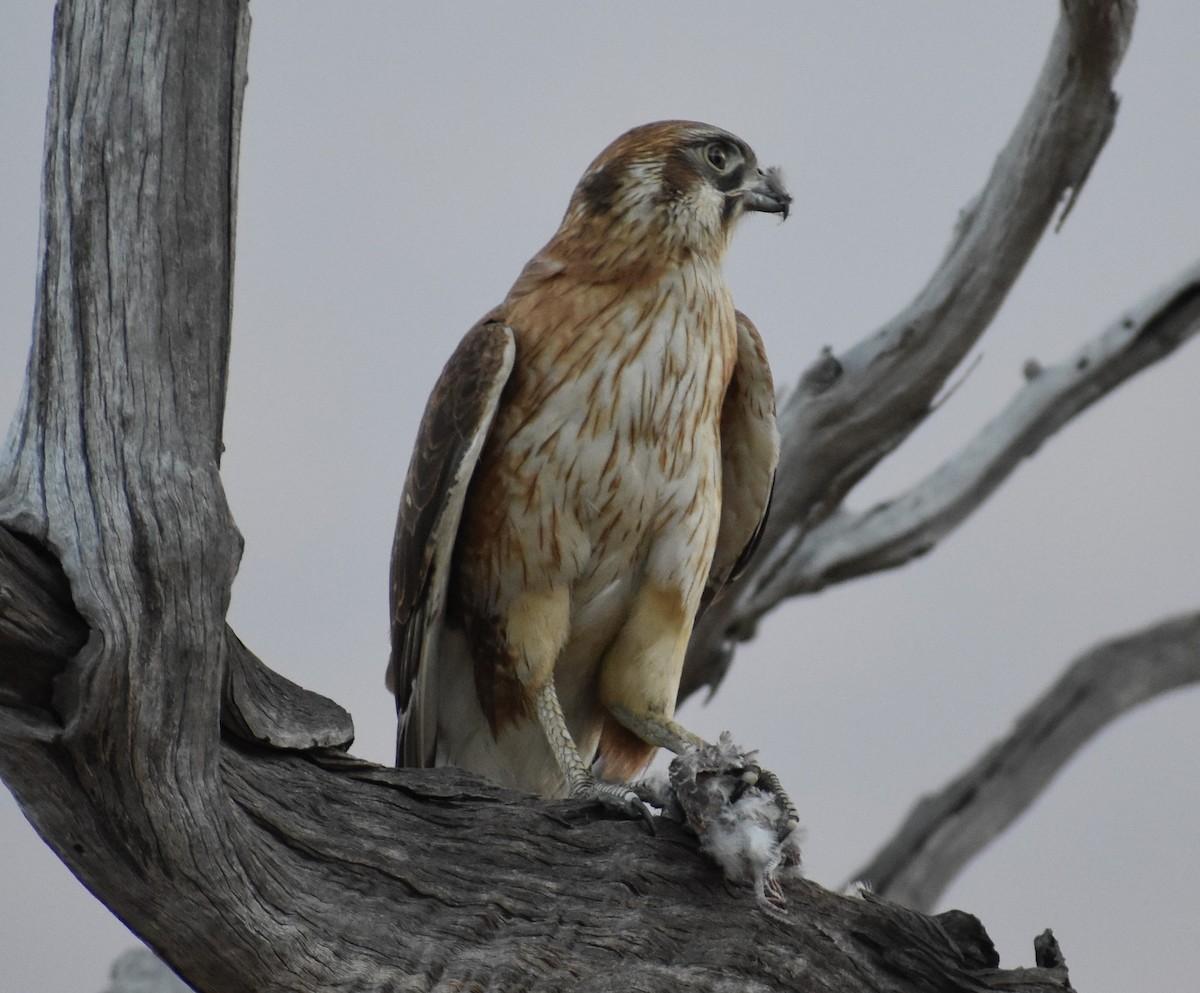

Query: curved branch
left=0, top=520, right=353, bottom=750
left=683, top=0, right=1136, bottom=698
left=850, top=609, right=1200, bottom=912
left=753, top=259, right=1200, bottom=603
left=0, top=1, right=1142, bottom=989
left=0, top=692, right=1071, bottom=992
left=0, top=521, right=1069, bottom=992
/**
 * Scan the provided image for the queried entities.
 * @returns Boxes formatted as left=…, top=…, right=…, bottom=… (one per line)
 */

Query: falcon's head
left=551, top=120, right=791, bottom=276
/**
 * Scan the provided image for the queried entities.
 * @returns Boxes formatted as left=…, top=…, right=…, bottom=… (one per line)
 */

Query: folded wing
left=705, top=310, right=780, bottom=606
left=387, top=319, right=516, bottom=767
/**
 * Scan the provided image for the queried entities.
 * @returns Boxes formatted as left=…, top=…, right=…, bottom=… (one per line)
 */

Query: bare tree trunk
left=5, top=1, right=1188, bottom=991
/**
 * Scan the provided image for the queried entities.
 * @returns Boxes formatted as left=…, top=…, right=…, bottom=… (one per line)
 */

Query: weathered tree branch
left=0, top=523, right=353, bottom=750
left=851, top=609, right=1200, bottom=912
left=0, top=0, right=1156, bottom=990
left=749, top=259, right=1200, bottom=604
left=683, top=0, right=1137, bottom=699
left=0, top=510, right=1076, bottom=991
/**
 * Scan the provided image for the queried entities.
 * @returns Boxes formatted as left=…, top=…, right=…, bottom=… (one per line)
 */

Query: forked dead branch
left=3, top=2, right=1197, bottom=992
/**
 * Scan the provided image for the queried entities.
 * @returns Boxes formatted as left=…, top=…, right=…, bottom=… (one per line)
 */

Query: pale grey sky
left=2, top=5, right=1198, bottom=992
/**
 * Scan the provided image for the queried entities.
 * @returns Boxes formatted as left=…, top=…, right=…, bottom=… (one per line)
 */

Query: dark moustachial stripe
left=717, top=159, right=747, bottom=224
left=721, top=191, right=740, bottom=225
left=713, top=163, right=746, bottom=193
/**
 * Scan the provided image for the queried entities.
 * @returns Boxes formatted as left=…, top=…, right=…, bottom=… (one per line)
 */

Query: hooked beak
left=740, top=166, right=792, bottom=220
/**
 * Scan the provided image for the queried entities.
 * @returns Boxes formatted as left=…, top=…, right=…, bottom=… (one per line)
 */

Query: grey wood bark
left=681, top=0, right=1138, bottom=700
left=4, top=0, right=1190, bottom=991
left=744, top=259, right=1200, bottom=607
left=1, top=526, right=1070, bottom=992
left=852, top=609, right=1200, bottom=911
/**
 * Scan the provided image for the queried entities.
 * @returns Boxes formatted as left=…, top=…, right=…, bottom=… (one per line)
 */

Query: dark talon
left=633, top=797, right=657, bottom=835
left=571, top=779, right=658, bottom=834
left=756, top=767, right=800, bottom=839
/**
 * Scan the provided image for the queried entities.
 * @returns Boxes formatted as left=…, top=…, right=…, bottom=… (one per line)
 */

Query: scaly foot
left=750, top=766, right=801, bottom=841
left=569, top=776, right=657, bottom=833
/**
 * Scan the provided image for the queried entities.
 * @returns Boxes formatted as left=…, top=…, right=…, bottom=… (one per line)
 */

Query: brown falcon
left=387, top=120, right=790, bottom=820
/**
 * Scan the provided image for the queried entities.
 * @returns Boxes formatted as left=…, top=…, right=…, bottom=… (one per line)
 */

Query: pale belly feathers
left=442, top=268, right=737, bottom=793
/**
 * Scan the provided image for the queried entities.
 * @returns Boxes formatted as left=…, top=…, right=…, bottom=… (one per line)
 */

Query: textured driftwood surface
left=5, top=0, right=1195, bottom=991
left=681, top=0, right=1139, bottom=699
left=852, top=609, right=1200, bottom=910
left=3, top=523, right=1076, bottom=993
left=745, top=261, right=1200, bottom=608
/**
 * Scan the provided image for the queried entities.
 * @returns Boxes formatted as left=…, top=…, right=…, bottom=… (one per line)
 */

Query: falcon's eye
left=704, top=141, right=735, bottom=173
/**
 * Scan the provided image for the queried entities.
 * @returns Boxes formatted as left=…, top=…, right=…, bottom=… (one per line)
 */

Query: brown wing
left=704, top=310, right=779, bottom=606
left=387, top=318, right=516, bottom=766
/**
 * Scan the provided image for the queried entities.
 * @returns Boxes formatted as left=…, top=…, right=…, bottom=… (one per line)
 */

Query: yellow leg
left=598, top=582, right=799, bottom=836
left=534, top=681, right=653, bottom=829
left=605, top=706, right=704, bottom=754
left=606, top=700, right=800, bottom=836
left=598, top=584, right=692, bottom=732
